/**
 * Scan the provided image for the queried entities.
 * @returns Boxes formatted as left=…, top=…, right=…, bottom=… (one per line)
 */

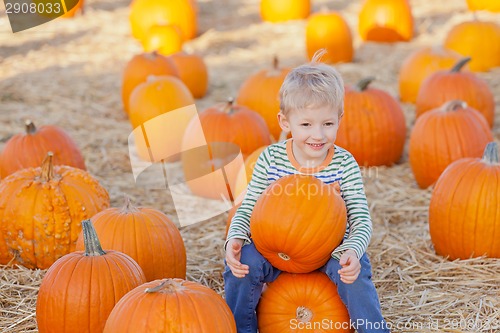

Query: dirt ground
left=0, top=0, right=499, bottom=332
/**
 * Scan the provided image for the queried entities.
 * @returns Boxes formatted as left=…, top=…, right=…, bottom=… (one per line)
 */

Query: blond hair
left=279, top=49, right=344, bottom=117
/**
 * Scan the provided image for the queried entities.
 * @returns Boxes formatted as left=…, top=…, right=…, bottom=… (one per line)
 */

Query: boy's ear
left=277, top=112, right=291, bottom=132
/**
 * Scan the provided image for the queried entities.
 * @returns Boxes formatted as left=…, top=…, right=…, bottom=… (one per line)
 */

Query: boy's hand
left=225, top=238, right=250, bottom=278
left=338, top=250, right=361, bottom=284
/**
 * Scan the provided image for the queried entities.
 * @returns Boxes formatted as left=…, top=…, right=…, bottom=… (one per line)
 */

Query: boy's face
left=278, top=105, right=341, bottom=167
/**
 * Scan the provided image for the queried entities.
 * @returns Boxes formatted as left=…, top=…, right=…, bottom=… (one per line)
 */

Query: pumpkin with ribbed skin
left=169, top=51, right=209, bottom=98
left=141, top=24, right=183, bottom=56
left=398, top=46, right=464, bottom=103
left=444, top=20, right=500, bottom=72
left=336, top=77, right=406, bottom=166
left=260, top=0, right=310, bottom=23
left=415, top=57, right=495, bottom=127
left=237, top=57, right=290, bottom=140
left=0, top=153, right=110, bottom=268
left=129, top=0, right=197, bottom=41
left=75, top=197, right=186, bottom=281
left=305, top=11, right=353, bottom=64
left=429, top=142, right=500, bottom=260
left=466, top=0, right=500, bottom=13
left=103, top=279, right=237, bottom=333
left=121, top=52, right=179, bottom=115
left=36, top=219, right=146, bottom=333
left=409, top=100, right=492, bottom=189
left=257, top=271, right=353, bottom=333
left=250, top=174, right=347, bottom=273
left=358, top=0, right=414, bottom=42
left=0, top=120, right=86, bottom=179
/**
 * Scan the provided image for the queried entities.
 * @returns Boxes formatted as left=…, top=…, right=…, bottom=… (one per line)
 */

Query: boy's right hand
left=225, top=238, right=250, bottom=278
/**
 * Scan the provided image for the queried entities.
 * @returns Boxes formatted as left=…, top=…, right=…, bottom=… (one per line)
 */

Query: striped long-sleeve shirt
left=225, top=139, right=373, bottom=260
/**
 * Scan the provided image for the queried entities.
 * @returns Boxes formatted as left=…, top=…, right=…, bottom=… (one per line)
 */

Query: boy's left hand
left=338, top=250, right=361, bottom=284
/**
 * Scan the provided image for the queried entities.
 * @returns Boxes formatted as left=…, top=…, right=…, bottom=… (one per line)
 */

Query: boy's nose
left=311, top=126, right=324, bottom=139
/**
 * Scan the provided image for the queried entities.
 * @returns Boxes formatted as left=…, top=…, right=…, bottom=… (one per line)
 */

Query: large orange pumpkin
left=257, top=271, right=353, bottom=333
left=0, top=120, right=86, bottom=179
left=169, top=51, right=209, bottom=99
left=466, top=0, right=500, bottom=12
left=0, top=153, right=110, bottom=268
left=121, top=51, right=179, bottom=115
left=358, top=0, right=414, bottom=42
left=415, top=57, right=495, bottom=127
left=36, top=219, right=146, bottom=333
left=129, top=0, right=197, bottom=41
left=250, top=174, right=347, bottom=273
left=409, top=100, right=492, bottom=189
left=398, top=46, right=464, bottom=103
left=336, top=77, right=406, bottom=166
left=236, top=57, right=290, bottom=140
left=305, top=11, right=353, bottom=64
left=444, top=20, right=500, bottom=72
left=429, top=142, right=500, bottom=260
left=103, top=279, right=237, bottom=332
left=260, top=0, right=311, bottom=23
left=75, top=197, right=186, bottom=281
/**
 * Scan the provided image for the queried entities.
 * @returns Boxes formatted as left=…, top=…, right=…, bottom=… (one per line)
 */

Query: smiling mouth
left=307, top=143, right=326, bottom=149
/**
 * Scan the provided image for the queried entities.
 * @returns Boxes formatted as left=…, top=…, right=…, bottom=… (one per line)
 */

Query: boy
left=224, top=52, right=390, bottom=333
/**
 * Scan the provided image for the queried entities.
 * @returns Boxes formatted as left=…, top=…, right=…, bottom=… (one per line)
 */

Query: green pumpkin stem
left=40, top=152, right=54, bottom=182
left=82, top=219, right=106, bottom=257
left=354, top=77, right=376, bottom=92
left=482, top=142, right=499, bottom=165
left=145, top=279, right=184, bottom=294
left=25, top=120, right=37, bottom=135
left=451, top=57, right=471, bottom=73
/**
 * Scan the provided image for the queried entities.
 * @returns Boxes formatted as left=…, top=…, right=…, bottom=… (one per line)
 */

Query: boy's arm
left=224, top=147, right=272, bottom=250
left=332, top=154, right=373, bottom=259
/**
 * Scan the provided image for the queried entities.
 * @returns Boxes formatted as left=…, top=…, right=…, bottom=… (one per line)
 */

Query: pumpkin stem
left=82, top=219, right=106, bottom=257
left=442, top=100, right=467, bottom=112
left=354, top=77, right=375, bottom=92
left=272, top=55, right=279, bottom=70
left=222, top=97, right=235, bottom=114
left=482, top=142, right=499, bottom=165
left=120, top=195, right=140, bottom=214
left=451, top=57, right=471, bottom=73
left=278, top=252, right=290, bottom=261
left=40, top=152, right=54, bottom=182
left=145, top=279, right=185, bottom=294
left=25, top=120, right=37, bottom=135
left=296, top=306, right=313, bottom=323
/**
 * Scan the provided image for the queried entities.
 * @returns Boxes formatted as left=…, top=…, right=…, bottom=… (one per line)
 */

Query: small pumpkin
left=466, top=0, right=500, bottom=12
left=0, top=152, right=110, bottom=268
left=236, top=56, right=291, bottom=140
left=429, top=142, right=500, bottom=260
left=103, top=279, right=237, bottom=332
left=260, top=0, right=311, bottom=23
left=169, top=51, right=209, bottom=99
left=415, top=57, right=495, bottom=127
left=36, top=219, right=146, bottom=333
left=409, top=100, right=493, bottom=189
left=75, top=197, right=186, bottom=281
left=305, top=10, right=353, bottom=64
left=444, top=20, right=500, bottom=72
left=257, top=271, right=353, bottom=333
left=336, top=77, right=406, bottom=166
left=121, top=51, right=179, bottom=115
left=398, top=46, right=464, bottom=103
left=358, top=0, right=414, bottom=42
left=250, top=174, right=347, bottom=273
left=0, top=120, right=86, bottom=179
left=141, top=24, right=183, bottom=56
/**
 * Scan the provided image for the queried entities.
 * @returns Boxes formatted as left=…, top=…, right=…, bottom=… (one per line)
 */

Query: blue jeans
left=224, top=242, right=390, bottom=333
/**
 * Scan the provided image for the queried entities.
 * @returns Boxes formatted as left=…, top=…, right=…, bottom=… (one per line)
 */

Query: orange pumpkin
left=36, top=219, right=146, bottom=333
left=359, top=0, right=413, bottom=42
left=169, top=51, right=209, bottom=98
left=415, top=57, right=495, bottom=127
left=129, top=0, right=197, bottom=41
left=305, top=11, right=353, bottom=64
left=409, top=100, right=493, bottom=189
left=260, top=0, right=310, bottom=23
left=129, top=75, right=195, bottom=162
left=141, top=24, right=183, bottom=56
left=398, top=46, right=464, bottom=103
left=250, top=174, right=347, bottom=273
left=237, top=57, right=290, bottom=140
left=121, top=51, right=179, bottom=115
left=103, top=279, right=237, bottom=332
left=336, top=77, right=406, bottom=166
left=429, top=142, right=500, bottom=260
left=61, top=0, right=84, bottom=18
left=75, top=197, right=186, bottom=281
left=257, top=271, right=353, bottom=333
left=466, top=0, right=500, bottom=12
left=0, top=153, right=110, bottom=268
left=444, top=20, right=500, bottom=72
left=0, top=120, right=86, bottom=179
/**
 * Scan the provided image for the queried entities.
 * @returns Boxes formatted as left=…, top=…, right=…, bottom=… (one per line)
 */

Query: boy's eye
left=324, top=122, right=335, bottom=126
left=300, top=123, right=311, bottom=127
